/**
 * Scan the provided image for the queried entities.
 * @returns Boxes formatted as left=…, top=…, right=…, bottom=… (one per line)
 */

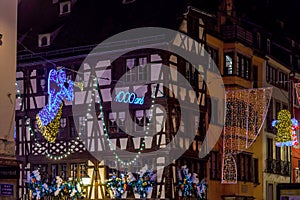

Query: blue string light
left=36, top=68, right=75, bottom=143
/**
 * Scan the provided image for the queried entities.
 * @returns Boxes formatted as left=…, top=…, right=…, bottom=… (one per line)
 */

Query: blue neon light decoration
left=115, top=91, right=144, bottom=105
left=36, top=68, right=75, bottom=143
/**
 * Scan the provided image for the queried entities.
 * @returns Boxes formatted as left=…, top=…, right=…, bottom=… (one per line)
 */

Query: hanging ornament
left=222, top=87, right=273, bottom=184
left=36, top=67, right=82, bottom=143
left=272, top=109, right=299, bottom=147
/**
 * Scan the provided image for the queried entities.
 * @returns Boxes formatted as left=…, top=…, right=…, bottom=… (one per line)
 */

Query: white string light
left=95, top=78, right=155, bottom=166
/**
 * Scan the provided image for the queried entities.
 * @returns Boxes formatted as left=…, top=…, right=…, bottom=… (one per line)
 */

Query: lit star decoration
left=272, top=109, right=299, bottom=147
left=104, top=173, right=129, bottom=199
left=26, top=169, right=83, bottom=200
left=177, top=165, right=207, bottom=199
left=36, top=68, right=75, bottom=143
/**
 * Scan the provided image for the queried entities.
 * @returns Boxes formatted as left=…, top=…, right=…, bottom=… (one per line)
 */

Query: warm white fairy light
left=26, top=116, right=81, bottom=160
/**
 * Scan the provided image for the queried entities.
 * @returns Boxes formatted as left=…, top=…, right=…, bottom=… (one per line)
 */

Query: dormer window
left=60, top=1, right=71, bottom=15
left=38, top=34, right=50, bottom=47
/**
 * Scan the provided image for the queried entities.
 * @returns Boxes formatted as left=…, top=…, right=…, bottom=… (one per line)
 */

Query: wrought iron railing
left=221, top=24, right=254, bottom=46
left=265, top=158, right=290, bottom=176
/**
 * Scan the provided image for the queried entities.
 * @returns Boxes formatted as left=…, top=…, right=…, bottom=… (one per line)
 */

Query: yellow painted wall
left=206, top=33, right=265, bottom=200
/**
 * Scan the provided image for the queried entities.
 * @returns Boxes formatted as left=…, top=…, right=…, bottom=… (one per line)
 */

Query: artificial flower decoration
left=131, top=165, right=157, bottom=199
left=26, top=170, right=50, bottom=199
left=26, top=169, right=83, bottom=200
left=52, top=176, right=83, bottom=200
left=177, top=165, right=207, bottom=199
left=104, top=173, right=129, bottom=199
left=272, top=109, right=299, bottom=147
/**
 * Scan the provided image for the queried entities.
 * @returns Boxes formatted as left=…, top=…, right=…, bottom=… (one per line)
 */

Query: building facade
left=15, top=0, right=300, bottom=200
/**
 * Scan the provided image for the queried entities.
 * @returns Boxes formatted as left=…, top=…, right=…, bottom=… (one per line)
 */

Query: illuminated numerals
left=115, top=91, right=144, bottom=105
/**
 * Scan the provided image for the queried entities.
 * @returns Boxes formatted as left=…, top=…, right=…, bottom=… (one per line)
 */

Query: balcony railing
left=265, top=158, right=290, bottom=176
left=221, top=24, right=254, bottom=46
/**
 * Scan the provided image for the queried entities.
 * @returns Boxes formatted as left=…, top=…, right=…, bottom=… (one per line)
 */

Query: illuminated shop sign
left=115, top=91, right=144, bottom=105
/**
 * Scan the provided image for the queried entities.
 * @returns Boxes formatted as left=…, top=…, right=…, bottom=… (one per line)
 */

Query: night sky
left=17, top=0, right=300, bottom=51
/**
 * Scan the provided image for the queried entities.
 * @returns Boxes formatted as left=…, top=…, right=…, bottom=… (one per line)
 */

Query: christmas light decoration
left=15, top=82, right=23, bottom=109
left=177, top=165, right=207, bottom=199
left=104, top=174, right=129, bottom=199
left=272, top=110, right=299, bottom=147
left=130, top=165, right=156, bottom=199
left=36, top=68, right=75, bottom=143
left=222, top=87, right=272, bottom=184
left=27, top=118, right=81, bottom=160
left=115, top=90, right=144, bottom=105
left=26, top=169, right=83, bottom=200
left=94, top=78, right=155, bottom=166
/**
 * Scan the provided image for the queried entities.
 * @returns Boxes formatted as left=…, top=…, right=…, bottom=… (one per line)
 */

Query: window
left=135, top=110, right=152, bottom=132
left=276, top=146, right=281, bottom=161
left=38, top=34, right=50, bottom=47
left=70, top=163, right=88, bottom=180
left=138, top=57, right=147, bottom=81
left=36, top=69, right=46, bottom=93
left=187, top=15, right=199, bottom=40
left=210, top=151, right=221, bottom=180
left=67, top=116, right=76, bottom=137
left=51, top=165, right=58, bottom=181
left=267, top=138, right=273, bottom=159
left=106, top=160, right=117, bottom=177
left=60, top=117, right=67, bottom=128
left=78, top=116, right=86, bottom=136
left=253, top=158, right=259, bottom=184
left=59, top=1, right=71, bottom=15
left=224, top=53, right=233, bottom=75
left=185, top=61, right=198, bottom=87
left=277, top=71, right=288, bottom=90
left=238, top=154, right=245, bottom=181
left=33, top=164, right=49, bottom=183
left=185, top=62, right=190, bottom=81
left=209, top=98, right=219, bottom=125
left=108, top=112, right=126, bottom=134
left=60, top=164, right=67, bottom=180
left=266, top=99, right=273, bottom=132
left=266, top=64, right=277, bottom=85
left=236, top=54, right=251, bottom=79
left=125, top=57, right=148, bottom=82
left=207, top=46, right=219, bottom=71
left=237, top=153, right=253, bottom=182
